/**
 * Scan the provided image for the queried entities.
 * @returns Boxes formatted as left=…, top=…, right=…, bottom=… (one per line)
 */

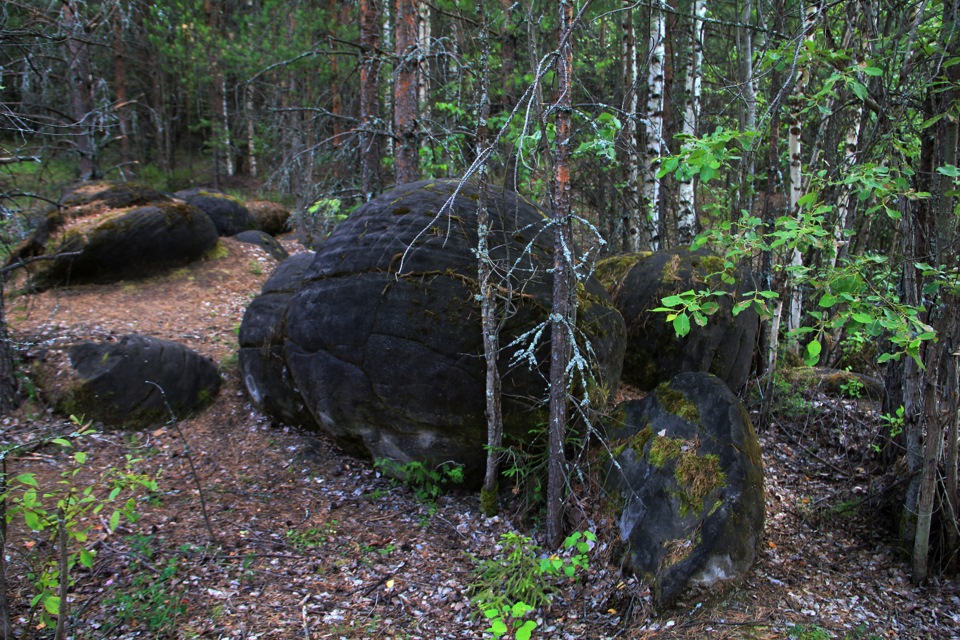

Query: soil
left=3, top=234, right=959, bottom=639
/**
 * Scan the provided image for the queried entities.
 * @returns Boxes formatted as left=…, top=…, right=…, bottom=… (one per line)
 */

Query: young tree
left=393, top=0, right=420, bottom=185
left=676, top=0, right=706, bottom=245
left=641, top=0, right=666, bottom=250
left=61, top=0, right=99, bottom=181
left=546, top=0, right=576, bottom=551
left=360, top=0, right=384, bottom=199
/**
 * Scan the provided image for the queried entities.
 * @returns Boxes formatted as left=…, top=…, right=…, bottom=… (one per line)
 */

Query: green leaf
left=732, top=300, right=752, bottom=316
left=110, top=510, right=121, bottom=532
left=75, top=451, right=87, bottom=464
left=511, top=601, right=534, bottom=616
left=516, top=620, right=539, bottom=640
left=80, top=548, right=95, bottom=568
left=850, top=80, right=867, bottom=101
left=862, top=65, right=883, bottom=76
left=660, top=294, right=684, bottom=307
left=24, top=510, right=43, bottom=531
left=804, top=340, right=822, bottom=366
left=818, top=294, right=838, bottom=308
left=16, top=473, right=39, bottom=487
left=936, top=164, right=960, bottom=177
left=673, top=313, right=691, bottom=337
left=51, top=438, right=72, bottom=448
left=44, top=595, right=60, bottom=616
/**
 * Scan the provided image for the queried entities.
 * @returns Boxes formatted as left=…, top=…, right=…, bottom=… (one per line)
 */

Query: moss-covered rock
left=176, top=188, right=259, bottom=236
left=604, top=372, right=765, bottom=606
left=607, top=248, right=760, bottom=392
left=241, top=179, right=626, bottom=487
left=51, top=334, right=220, bottom=429
left=30, top=201, right=218, bottom=290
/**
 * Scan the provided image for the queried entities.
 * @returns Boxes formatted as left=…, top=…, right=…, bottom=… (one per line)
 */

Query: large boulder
left=175, top=189, right=259, bottom=236
left=31, top=201, right=219, bottom=290
left=240, top=179, right=626, bottom=484
left=238, top=252, right=316, bottom=429
left=605, top=372, right=765, bottom=605
left=246, top=200, right=291, bottom=236
left=601, top=248, right=759, bottom=392
left=234, top=230, right=289, bottom=261
left=55, top=334, right=220, bottom=428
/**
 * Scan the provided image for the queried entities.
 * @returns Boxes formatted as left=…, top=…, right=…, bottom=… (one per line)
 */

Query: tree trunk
left=393, top=0, right=419, bottom=185
left=112, top=8, right=132, bottom=170
left=476, top=8, right=503, bottom=517
left=677, top=0, right=705, bottom=246
left=62, top=0, right=99, bottom=181
left=0, top=278, right=18, bottom=415
left=360, top=0, right=383, bottom=200
left=546, top=0, right=575, bottom=551
left=642, top=1, right=666, bottom=251
left=621, top=0, right=640, bottom=252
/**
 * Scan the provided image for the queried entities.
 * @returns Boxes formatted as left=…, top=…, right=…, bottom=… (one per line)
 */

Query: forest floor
left=3, top=233, right=960, bottom=640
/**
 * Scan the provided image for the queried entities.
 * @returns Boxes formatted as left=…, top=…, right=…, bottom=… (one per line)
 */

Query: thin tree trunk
left=112, top=9, right=132, bottom=170
left=393, top=0, right=419, bottom=185
left=0, top=278, right=18, bottom=414
left=642, top=1, right=666, bottom=251
left=477, top=7, right=503, bottom=517
left=62, top=0, right=99, bottom=181
left=54, top=507, right=69, bottom=640
left=360, top=0, right=383, bottom=200
left=245, top=83, right=257, bottom=178
left=736, top=0, right=757, bottom=220
left=621, top=0, right=640, bottom=252
left=677, top=0, right=705, bottom=246
left=785, top=1, right=820, bottom=352
left=1, top=457, right=10, bottom=640
left=547, top=0, right=576, bottom=551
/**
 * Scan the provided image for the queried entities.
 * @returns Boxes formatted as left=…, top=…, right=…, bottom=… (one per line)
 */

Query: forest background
left=1, top=0, right=958, bottom=600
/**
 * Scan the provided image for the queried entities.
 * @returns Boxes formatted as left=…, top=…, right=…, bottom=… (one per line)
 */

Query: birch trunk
left=621, top=0, right=640, bottom=252
left=785, top=1, right=820, bottom=353
left=677, top=0, right=705, bottom=246
left=642, top=1, right=666, bottom=251
left=246, top=83, right=257, bottom=178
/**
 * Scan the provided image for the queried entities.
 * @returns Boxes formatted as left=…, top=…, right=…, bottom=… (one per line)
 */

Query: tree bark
left=546, top=0, right=575, bottom=551
left=360, top=0, right=383, bottom=200
left=677, top=0, right=706, bottom=246
left=621, top=0, right=640, bottom=252
left=62, top=0, right=99, bottom=181
left=642, top=1, right=666, bottom=251
left=393, top=0, right=419, bottom=185
left=112, top=8, right=132, bottom=170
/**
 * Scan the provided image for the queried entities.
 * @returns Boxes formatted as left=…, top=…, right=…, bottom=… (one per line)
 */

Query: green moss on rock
left=655, top=382, right=700, bottom=422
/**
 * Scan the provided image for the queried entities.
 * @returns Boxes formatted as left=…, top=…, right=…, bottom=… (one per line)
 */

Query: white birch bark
left=786, top=0, right=820, bottom=352
left=677, top=0, right=706, bottom=246
left=642, top=1, right=666, bottom=251
left=222, top=75, right=234, bottom=177
left=246, top=83, right=257, bottom=178
left=622, top=0, right=640, bottom=251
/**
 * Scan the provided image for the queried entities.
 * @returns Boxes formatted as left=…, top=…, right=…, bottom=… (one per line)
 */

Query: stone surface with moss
left=47, top=334, right=221, bottom=429
left=604, top=248, right=760, bottom=393
left=240, top=179, right=626, bottom=488
left=175, top=188, right=260, bottom=237
left=29, top=200, right=219, bottom=290
left=604, top=372, right=765, bottom=606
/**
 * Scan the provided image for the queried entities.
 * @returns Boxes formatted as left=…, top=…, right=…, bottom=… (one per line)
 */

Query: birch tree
left=621, top=0, right=641, bottom=252
left=642, top=0, right=666, bottom=251
left=676, top=0, right=706, bottom=246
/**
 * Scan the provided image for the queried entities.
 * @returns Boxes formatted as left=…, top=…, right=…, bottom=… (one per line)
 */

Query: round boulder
left=241, top=179, right=626, bottom=485
left=234, top=230, right=289, bottom=261
left=602, top=248, right=759, bottom=392
left=605, top=372, right=765, bottom=606
left=58, top=334, right=221, bottom=428
left=238, top=252, right=316, bottom=428
left=31, top=201, right=219, bottom=290
left=246, top=200, right=291, bottom=236
left=176, top=189, right=259, bottom=236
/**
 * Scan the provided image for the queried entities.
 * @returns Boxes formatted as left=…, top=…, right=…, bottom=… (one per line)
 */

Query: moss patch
left=674, top=452, right=726, bottom=517
left=649, top=435, right=684, bottom=467
left=655, top=383, right=700, bottom=422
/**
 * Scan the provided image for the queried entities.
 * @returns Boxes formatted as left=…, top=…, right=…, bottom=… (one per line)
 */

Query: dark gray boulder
left=246, top=200, right=290, bottom=236
left=58, top=334, right=221, bottom=428
left=31, top=201, right=219, bottom=290
left=238, top=252, right=316, bottom=428
left=234, top=230, right=289, bottom=261
left=605, top=372, right=765, bottom=606
left=176, top=189, right=259, bottom=236
left=601, top=248, right=759, bottom=392
left=240, top=179, right=626, bottom=485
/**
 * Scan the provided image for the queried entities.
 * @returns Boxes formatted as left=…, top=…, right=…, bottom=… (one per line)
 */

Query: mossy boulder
left=605, top=372, right=765, bottom=606
left=238, top=252, right=316, bottom=428
left=30, top=201, right=219, bottom=290
left=779, top=366, right=884, bottom=401
left=608, top=248, right=759, bottom=392
left=234, top=230, right=289, bottom=261
left=55, top=334, right=220, bottom=429
left=246, top=200, right=291, bottom=236
left=239, top=179, right=626, bottom=486
left=175, top=189, right=259, bottom=236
